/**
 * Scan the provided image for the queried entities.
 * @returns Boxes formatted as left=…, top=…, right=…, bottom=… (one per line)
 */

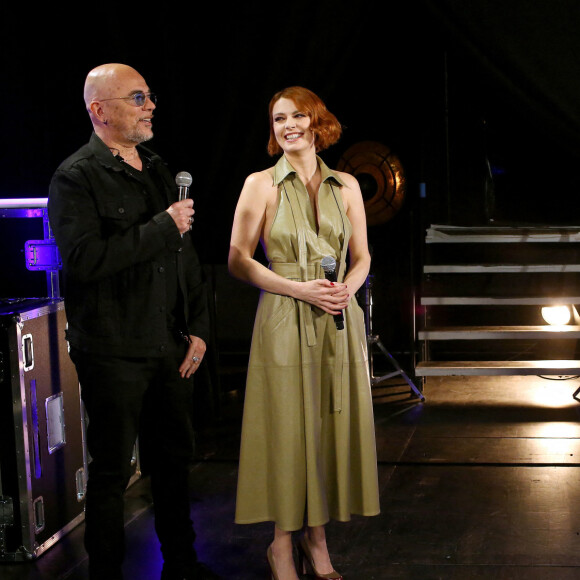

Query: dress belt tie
left=270, top=262, right=321, bottom=347
left=270, top=261, right=345, bottom=413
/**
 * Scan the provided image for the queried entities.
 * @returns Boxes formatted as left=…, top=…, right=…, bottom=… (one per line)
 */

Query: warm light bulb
left=541, top=305, right=571, bottom=325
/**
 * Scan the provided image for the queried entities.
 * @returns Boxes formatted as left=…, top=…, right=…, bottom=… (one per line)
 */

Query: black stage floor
left=4, top=371, right=580, bottom=579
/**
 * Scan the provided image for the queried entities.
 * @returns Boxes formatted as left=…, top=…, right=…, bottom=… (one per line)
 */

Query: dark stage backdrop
left=423, top=0, right=580, bottom=226
left=2, top=0, right=579, bottom=355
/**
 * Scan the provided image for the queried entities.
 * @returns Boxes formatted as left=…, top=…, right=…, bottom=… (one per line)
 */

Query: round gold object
left=336, top=141, right=406, bottom=226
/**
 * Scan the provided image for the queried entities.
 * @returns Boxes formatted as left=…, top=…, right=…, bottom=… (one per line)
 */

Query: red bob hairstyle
left=267, top=86, right=342, bottom=156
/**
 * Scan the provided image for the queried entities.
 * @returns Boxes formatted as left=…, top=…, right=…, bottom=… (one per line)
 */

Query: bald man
left=48, top=64, right=220, bottom=580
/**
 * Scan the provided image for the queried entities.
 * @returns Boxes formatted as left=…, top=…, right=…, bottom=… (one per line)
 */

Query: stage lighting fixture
left=541, top=305, right=572, bottom=326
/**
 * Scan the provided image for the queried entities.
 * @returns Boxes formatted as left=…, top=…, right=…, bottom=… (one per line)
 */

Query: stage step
left=418, top=325, right=580, bottom=340
left=421, top=296, right=580, bottom=305
left=425, top=224, right=580, bottom=243
left=424, top=264, right=580, bottom=274
left=416, top=360, right=580, bottom=376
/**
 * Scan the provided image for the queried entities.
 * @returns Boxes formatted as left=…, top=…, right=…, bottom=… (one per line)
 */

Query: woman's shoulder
left=333, top=169, right=358, bottom=188
left=333, top=169, right=361, bottom=200
left=243, top=167, right=277, bottom=190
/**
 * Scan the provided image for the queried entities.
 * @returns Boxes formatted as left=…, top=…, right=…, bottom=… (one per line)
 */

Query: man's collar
left=88, top=132, right=161, bottom=170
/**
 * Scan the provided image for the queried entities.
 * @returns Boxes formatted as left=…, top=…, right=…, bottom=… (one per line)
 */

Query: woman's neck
left=285, top=151, right=318, bottom=185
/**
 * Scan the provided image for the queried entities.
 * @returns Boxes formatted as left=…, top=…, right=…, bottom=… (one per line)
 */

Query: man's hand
left=179, top=336, right=207, bottom=378
left=167, top=199, right=195, bottom=234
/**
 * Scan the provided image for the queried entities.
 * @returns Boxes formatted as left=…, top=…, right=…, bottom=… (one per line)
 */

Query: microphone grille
left=175, top=171, right=193, bottom=187
left=321, top=256, right=336, bottom=273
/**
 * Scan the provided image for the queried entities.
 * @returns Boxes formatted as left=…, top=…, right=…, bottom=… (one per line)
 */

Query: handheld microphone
left=176, top=171, right=193, bottom=201
left=321, top=256, right=344, bottom=330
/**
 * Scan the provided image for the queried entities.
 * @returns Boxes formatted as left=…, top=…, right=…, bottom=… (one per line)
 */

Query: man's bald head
left=83, top=63, right=144, bottom=108
left=82, top=63, right=155, bottom=146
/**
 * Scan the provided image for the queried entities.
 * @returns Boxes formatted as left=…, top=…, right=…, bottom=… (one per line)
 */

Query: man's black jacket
left=48, top=133, right=210, bottom=357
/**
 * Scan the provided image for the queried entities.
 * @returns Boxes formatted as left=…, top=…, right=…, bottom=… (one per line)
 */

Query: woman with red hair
left=229, top=86, right=380, bottom=580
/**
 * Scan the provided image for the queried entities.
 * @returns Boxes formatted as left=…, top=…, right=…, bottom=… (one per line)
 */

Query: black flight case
left=0, top=197, right=87, bottom=561
left=0, top=297, right=87, bottom=561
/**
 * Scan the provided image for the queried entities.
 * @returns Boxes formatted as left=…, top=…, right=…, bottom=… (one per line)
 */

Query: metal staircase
left=416, top=224, right=580, bottom=377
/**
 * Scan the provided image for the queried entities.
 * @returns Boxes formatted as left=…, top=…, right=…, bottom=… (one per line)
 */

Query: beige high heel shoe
left=297, top=536, right=343, bottom=579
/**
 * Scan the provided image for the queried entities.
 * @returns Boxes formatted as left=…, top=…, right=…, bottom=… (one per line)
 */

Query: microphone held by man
left=321, top=255, right=344, bottom=330
left=176, top=171, right=192, bottom=201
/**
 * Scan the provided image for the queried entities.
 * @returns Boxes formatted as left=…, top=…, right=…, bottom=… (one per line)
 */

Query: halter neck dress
left=234, top=154, right=380, bottom=531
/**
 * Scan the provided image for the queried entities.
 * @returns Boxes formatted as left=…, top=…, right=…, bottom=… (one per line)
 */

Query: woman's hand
left=295, top=279, right=349, bottom=315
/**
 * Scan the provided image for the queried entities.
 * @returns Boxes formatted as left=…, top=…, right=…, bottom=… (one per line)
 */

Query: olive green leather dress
left=234, top=155, right=380, bottom=531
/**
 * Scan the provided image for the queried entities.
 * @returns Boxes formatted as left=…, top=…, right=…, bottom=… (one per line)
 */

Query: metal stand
left=361, top=274, right=425, bottom=401
left=0, top=198, right=61, bottom=299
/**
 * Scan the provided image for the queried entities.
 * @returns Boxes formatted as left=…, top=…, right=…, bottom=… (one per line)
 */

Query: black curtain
left=422, top=0, right=580, bottom=224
